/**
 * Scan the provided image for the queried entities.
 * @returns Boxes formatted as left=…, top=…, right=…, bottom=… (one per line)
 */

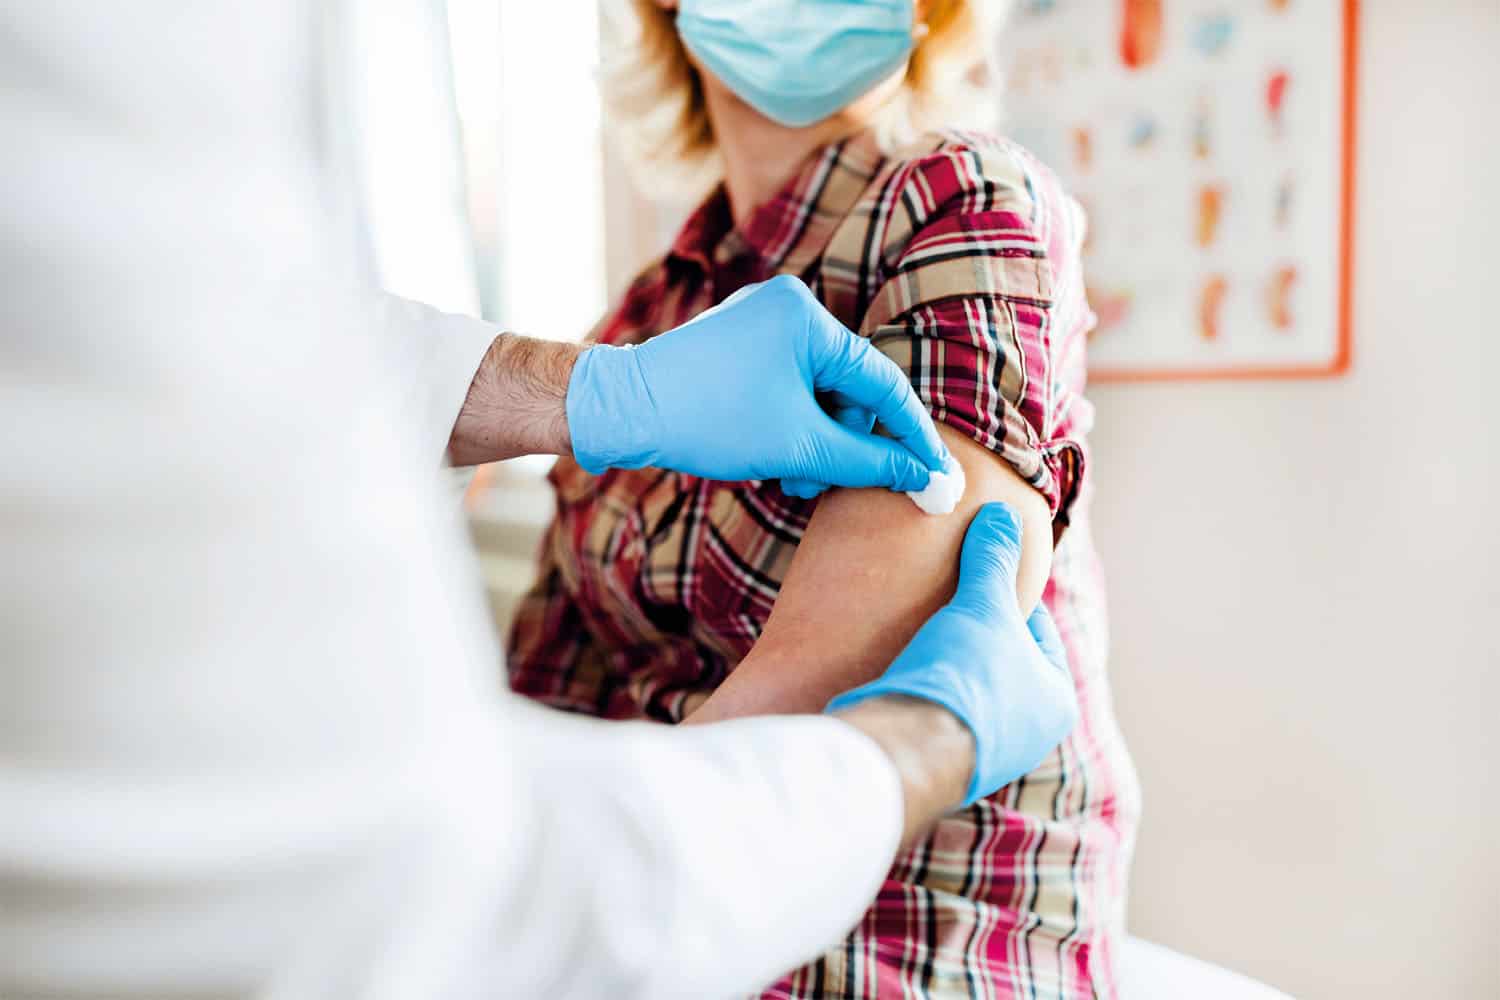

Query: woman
left=508, top=1, right=1141, bottom=995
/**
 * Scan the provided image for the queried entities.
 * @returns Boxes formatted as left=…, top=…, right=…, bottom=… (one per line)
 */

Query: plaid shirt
left=507, top=131, right=1140, bottom=999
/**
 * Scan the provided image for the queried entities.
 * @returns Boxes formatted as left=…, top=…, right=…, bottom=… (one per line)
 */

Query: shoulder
left=886, top=131, right=1033, bottom=197
left=886, top=131, right=1070, bottom=212
left=871, top=130, right=1086, bottom=266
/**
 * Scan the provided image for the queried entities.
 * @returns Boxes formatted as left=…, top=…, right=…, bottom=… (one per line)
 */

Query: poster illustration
left=1001, top=0, right=1357, bottom=380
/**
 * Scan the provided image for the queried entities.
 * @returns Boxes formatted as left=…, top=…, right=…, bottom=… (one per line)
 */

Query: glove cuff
left=566, top=344, right=660, bottom=473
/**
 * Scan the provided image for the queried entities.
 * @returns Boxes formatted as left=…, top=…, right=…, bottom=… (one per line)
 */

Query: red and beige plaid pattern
left=507, top=131, right=1140, bottom=998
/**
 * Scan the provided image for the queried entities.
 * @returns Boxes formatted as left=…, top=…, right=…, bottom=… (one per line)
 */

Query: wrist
left=565, top=343, right=661, bottom=474
left=826, top=612, right=993, bottom=798
left=448, top=333, right=581, bottom=465
left=833, top=695, right=975, bottom=846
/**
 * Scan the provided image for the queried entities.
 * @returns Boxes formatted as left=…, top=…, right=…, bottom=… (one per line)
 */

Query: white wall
left=1094, top=3, right=1499, bottom=997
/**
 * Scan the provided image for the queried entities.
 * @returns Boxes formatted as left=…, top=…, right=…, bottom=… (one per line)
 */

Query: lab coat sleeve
left=0, top=2, right=904, bottom=994
left=369, top=292, right=499, bottom=465
left=0, top=248, right=904, bottom=1000
left=457, top=699, right=904, bottom=1000
left=0, top=365, right=904, bottom=1000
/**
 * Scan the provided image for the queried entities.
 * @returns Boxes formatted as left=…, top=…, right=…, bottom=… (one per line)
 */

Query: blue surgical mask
left=677, top=0, right=916, bottom=128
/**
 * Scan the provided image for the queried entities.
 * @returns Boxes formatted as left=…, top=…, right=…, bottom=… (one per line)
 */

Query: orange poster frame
left=1090, top=0, right=1359, bottom=384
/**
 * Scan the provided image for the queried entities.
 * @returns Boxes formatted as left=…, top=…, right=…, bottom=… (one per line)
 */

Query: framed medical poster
left=1001, top=0, right=1358, bottom=381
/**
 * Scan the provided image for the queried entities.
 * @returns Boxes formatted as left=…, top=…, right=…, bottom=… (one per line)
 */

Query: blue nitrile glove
left=826, top=502, right=1079, bottom=806
left=565, top=275, right=950, bottom=493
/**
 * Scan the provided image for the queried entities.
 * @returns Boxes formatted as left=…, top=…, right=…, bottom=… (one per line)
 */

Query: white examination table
left=1123, top=937, right=1295, bottom=999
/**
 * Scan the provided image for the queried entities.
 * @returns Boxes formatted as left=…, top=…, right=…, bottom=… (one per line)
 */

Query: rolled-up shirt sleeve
left=859, top=139, right=1095, bottom=531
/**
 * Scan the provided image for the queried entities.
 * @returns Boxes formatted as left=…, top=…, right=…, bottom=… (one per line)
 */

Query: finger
left=779, top=478, right=827, bottom=499
left=1026, top=605, right=1069, bottom=673
left=809, top=323, right=949, bottom=474
left=783, top=402, right=870, bottom=498
left=953, top=502, right=1025, bottom=615
left=962, top=502, right=1025, bottom=576
left=814, top=418, right=932, bottom=492
left=827, top=395, right=876, bottom=435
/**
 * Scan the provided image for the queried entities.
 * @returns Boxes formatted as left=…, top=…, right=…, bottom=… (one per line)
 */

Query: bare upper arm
left=685, top=425, right=1051, bottom=724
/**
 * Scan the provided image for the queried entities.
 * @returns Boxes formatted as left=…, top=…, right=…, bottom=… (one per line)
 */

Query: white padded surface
left=1121, top=937, right=1296, bottom=1000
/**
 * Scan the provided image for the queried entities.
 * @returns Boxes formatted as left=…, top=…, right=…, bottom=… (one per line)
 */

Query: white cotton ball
left=905, top=461, right=965, bottom=516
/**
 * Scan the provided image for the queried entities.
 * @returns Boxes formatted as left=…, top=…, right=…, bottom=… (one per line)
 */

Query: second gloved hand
left=826, top=503, right=1079, bottom=806
left=565, top=275, right=949, bottom=493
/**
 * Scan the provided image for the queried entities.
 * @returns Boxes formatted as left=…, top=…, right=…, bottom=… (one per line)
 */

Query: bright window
left=448, top=0, right=606, bottom=341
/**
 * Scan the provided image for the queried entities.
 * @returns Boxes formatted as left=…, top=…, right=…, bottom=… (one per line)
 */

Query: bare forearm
left=686, top=428, right=1052, bottom=723
left=834, top=697, right=975, bottom=846
left=446, top=333, right=583, bottom=466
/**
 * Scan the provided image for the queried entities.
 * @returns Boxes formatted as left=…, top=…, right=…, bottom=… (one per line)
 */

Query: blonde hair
left=600, top=1, right=1010, bottom=196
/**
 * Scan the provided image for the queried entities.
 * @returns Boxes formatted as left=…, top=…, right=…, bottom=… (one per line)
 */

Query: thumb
left=826, top=393, right=877, bottom=435
left=780, top=401, right=873, bottom=499
left=1026, top=604, right=1069, bottom=674
left=952, top=502, right=1025, bottom=617
left=811, top=418, right=931, bottom=492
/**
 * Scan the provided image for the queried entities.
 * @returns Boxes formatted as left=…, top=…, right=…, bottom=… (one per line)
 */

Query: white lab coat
left=0, top=3, right=902, bottom=998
